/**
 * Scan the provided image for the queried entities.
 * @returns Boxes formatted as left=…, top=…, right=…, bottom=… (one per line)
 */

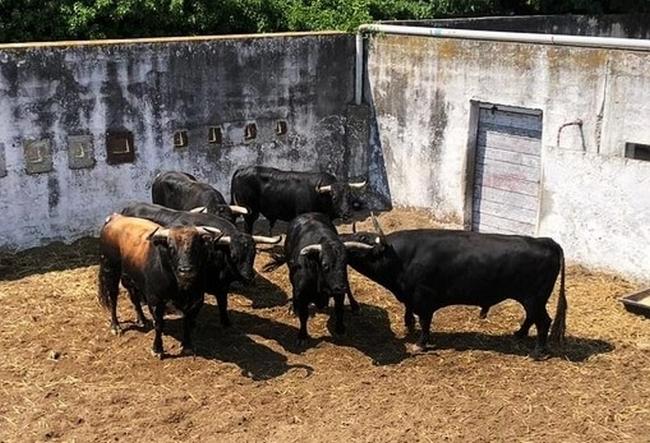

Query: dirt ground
left=1, top=209, right=649, bottom=442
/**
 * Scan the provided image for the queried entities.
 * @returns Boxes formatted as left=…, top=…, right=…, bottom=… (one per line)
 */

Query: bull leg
left=415, top=310, right=434, bottom=352
left=181, top=301, right=202, bottom=356
left=332, top=293, right=345, bottom=336
left=404, top=306, right=416, bottom=334
left=122, top=278, right=148, bottom=328
left=98, top=258, right=122, bottom=335
left=244, top=213, right=258, bottom=235
left=346, top=283, right=360, bottom=314
left=215, top=290, right=231, bottom=327
left=531, top=307, right=552, bottom=360
left=150, top=302, right=166, bottom=359
left=514, top=300, right=535, bottom=339
left=295, top=298, right=310, bottom=345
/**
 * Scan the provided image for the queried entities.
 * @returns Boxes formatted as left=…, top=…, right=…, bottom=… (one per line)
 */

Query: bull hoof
left=110, top=325, right=122, bottom=336
left=150, top=349, right=165, bottom=360
left=180, top=347, right=195, bottom=357
left=296, top=336, right=310, bottom=347
left=530, top=348, right=550, bottom=361
left=409, top=343, right=428, bottom=353
left=136, top=319, right=151, bottom=329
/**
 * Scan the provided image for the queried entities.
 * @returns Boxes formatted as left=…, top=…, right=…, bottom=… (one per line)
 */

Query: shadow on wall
left=0, top=237, right=99, bottom=281
left=364, top=53, right=393, bottom=211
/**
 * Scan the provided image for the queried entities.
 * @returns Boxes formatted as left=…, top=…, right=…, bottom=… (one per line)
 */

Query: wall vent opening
left=244, top=123, right=257, bottom=141
left=625, top=143, right=650, bottom=162
left=208, top=126, right=223, bottom=144
left=276, top=120, right=288, bottom=136
left=173, top=130, right=188, bottom=149
left=106, top=131, right=135, bottom=165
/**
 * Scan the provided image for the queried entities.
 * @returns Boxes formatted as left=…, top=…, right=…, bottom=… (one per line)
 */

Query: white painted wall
left=0, top=33, right=356, bottom=250
left=539, top=147, right=650, bottom=281
left=366, top=34, right=650, bottom=280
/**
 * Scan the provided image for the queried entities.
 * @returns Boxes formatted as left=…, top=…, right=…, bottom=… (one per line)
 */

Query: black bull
left=263, top=213, right=374, bottom=343
left=121, top=202, right=280, bottom=327
left=230, top=166, right=367, bottom=234
left=340, top=218, right=567, bottom=358
left=152, top=171, right=249, bottom=222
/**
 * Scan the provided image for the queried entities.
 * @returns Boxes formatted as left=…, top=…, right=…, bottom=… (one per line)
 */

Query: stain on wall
left=0, top=33, right=359, bottom=250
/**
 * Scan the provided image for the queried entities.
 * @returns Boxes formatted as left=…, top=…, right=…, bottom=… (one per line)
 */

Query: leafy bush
left=0, top=0, right=649, bottom=42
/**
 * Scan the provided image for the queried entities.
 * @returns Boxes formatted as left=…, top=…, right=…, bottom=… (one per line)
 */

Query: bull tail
left=549, top=246, right=567, bottom=346
left=262, top=252, right=287, bottom=273
left=97, top=257, right=121, bottom=310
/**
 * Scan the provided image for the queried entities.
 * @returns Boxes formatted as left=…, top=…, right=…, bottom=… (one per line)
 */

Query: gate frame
left=462, top=100, right=544, bottom=236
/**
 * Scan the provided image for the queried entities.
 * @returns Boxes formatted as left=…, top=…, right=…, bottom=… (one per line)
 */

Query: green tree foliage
left=0, top=0, right=649, bottom=42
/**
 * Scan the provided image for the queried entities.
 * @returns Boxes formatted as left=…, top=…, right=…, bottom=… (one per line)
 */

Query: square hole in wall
left=106, top=131, right=135, bottom=165
left=625, top=143, right=650, bottom=162
left=0, top=143, right=6, bottom=178
left=244, top=123, right=257, bottom=142
left=276, top=120, right=288, bottom=136
left=208, top=126, right=223, bottom=144
left=24, top=138, right=54, bottom=175
left=68, top=135, right=95, bottom=170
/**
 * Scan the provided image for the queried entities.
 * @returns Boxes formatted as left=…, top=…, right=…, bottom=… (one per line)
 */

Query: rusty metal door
left=472, top=105, right=542, bottom=236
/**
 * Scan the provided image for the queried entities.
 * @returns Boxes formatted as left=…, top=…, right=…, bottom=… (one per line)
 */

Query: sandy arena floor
left=0, top=209, right=648, bottom=442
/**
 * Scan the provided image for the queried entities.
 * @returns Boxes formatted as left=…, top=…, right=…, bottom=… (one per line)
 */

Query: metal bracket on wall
left=24, top=139, right=53, bottom=174
left=68, top=135, right=95, bottom=169
left=106, top=131, right=135, bottom=165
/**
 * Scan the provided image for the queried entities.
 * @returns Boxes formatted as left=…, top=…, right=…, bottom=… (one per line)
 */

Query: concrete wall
left=388, top=14, right=650, bottom=39
left=365, top=34, right=650, bottom=280
left=0, top=32, right=359, bottom=250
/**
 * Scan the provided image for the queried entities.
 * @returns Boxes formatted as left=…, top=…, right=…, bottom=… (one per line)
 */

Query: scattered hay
left=0, top=209, right=648, bottom=442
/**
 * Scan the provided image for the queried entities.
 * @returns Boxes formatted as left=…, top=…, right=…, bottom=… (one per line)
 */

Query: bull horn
left=315, top=184, right=332, bottom=194
left=343, top=241, right=374, bottom=251
left=371, top=211, right=386, bottom=237
left=197, top=226, right=223, bottom=236
left=190, top=206, right=208, bottom=213
left=299, top=244, right=322, bottom=256
left=216, top=235, right=232, bottom=245
left=150, top=227, right=170, bottom=241
left=229, top=205, right=250, bottom=215
left=348, top=180, right=367, bottom=189
left=252, top=235, right=282, bottom=245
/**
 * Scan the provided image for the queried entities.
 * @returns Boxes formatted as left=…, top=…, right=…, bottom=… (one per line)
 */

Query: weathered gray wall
left=0, top=33, right=359, bottom=250
left=388, top=14, right=650, bottom=39
left=366, top=33, right=650, bottom=281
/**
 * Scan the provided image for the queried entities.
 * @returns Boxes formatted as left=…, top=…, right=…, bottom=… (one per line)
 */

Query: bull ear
left=252, top=235, right=282, bottom=245
left=299, top=244, right=322, bottom=257
left=315, top=184, right=332, bottom=194
left=190, top=206, right=208, bottom=213
left=371, top=211, right=386, bottom=238
left=343, top=241, right=374, bottom=251
left=229, top=205, right=250, bottom=215
left=348, top=180, right=367, bottom=189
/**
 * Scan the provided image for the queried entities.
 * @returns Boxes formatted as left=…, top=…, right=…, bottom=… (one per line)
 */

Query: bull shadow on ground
left=425, top=331, right=614, bottom=362
left=162, top=305, right=313, bottom=381
left=0, top=237, right=99, bottom=281
left=229, top=272, right=288, bottom=308
left=322, top=303, right=410, bottom=366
